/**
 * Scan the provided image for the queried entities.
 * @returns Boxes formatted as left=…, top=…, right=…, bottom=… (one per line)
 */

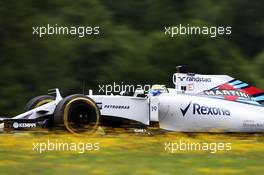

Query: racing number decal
left=150, top=98, right=159, bottom=121
left=151, top=106, right=158, bottom=112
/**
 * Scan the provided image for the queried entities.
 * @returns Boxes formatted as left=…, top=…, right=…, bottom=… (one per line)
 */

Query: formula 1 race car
left=1, top=66, right=264, bottom=134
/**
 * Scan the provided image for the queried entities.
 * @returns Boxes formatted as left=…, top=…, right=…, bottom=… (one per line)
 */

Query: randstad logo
left=180, top=102, right=230, bottom=116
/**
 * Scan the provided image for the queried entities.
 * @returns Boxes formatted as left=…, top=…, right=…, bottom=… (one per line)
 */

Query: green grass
left=0, top=132, right=264, bottom=175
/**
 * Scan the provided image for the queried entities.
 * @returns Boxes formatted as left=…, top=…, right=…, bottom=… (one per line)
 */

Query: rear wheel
left=53, top=94, right=100, bottom=134
left=24, top=95, right=55, bottom=111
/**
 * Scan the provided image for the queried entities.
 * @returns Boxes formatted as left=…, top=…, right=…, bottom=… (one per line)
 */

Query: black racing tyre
left=53, top=94, right=100, bottom=134
left=24, top=95, right=55, bottom=111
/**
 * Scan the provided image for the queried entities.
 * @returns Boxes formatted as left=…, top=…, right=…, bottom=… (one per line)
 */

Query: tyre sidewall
left=53, top=94, right=100, bottom=134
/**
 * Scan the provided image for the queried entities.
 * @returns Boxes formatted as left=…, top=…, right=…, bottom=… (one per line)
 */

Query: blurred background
left=0, top=0, right=263, bottom=116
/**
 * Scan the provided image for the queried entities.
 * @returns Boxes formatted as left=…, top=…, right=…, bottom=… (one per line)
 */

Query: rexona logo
left=178, top=76, right=211, bottom=82
left=180, top=102, right=230, bottom=116
left=12, top=122, right=37, bottom=128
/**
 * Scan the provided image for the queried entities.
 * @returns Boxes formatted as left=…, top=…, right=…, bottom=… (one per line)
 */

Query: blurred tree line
left=0, top=0, right=263, bottom=115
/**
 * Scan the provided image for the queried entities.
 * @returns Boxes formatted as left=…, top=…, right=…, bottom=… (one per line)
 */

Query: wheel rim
left=63, top=98, right=100, bottom=134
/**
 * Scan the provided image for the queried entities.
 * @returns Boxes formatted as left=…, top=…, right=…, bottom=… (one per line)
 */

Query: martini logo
left=204, top=90, right=250, bottom=98
left=180, top=102, right=230, bottom=116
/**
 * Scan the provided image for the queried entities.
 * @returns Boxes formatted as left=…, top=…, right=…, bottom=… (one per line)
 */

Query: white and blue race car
left=1, top=66, right=263, bottom=134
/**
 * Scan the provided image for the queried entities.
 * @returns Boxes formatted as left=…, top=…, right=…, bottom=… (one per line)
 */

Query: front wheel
left=53, top=94, right=100, bottom=134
